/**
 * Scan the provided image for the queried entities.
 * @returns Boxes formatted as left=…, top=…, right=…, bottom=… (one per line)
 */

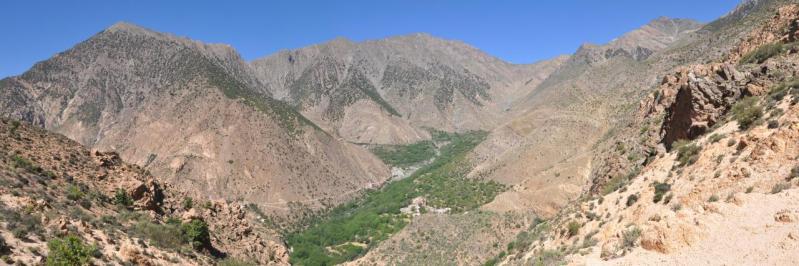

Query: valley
left=2, top=0, right=799, bottom=265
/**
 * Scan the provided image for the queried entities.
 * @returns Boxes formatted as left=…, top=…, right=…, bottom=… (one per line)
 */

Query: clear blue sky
left=1, top=0, right=741, bottom=78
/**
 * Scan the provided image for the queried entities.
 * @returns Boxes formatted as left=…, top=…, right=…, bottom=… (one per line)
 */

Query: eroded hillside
left=494, top=3, right=799, bottom=265
left=0, top=23, right=389, bottom=221
left=0, top=118, right=288, bottom=265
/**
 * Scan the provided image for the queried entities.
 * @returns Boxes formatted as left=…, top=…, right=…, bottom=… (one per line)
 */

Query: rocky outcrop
left=0, top=118, right=289, bottom=265
left=727, top=4, right=799, bottom=63
left=650, top=63, right=747, bottom=147
left=196, top=201, right=290, bottom=265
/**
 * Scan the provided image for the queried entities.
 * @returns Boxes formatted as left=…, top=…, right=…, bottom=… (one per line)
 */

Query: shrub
left=740, top=42, right=784, bottom=64
left=727, top=139, right=737, bottom=147
left=182, top=197, right=194, bottom=210
left=113, top=188, right=133, bottom=207
left=181, top=220, right=210, bottom=249
left=566, top=221, right=580, bottom=238
left=132, top=221, right=184, bottom=248
left=626, top=194, right=639, bottom=207
left=46, top=235, right=96, bottom=266
left=731, top=97, right=763, bottom=130
left=7, top=212, right=42, bottom=239
left=673, top=140, right=700, bottom=166
left=622, top=227, right=641, bottom=249
left=746, top=186, right=754, bottom=193
left=652, top=182, right=671, bottom=203
left=66, top=185, right=84, bottom=201
left=790, top=166, right=799, bottom=180
left=708, top=194, right=719, bottom=202
left=767, top=120, right=780, bottom=129
left=0, top=235, right=6, bottom=252
left=9, top=120, right=20, bottom=135
left=708, top=133, right=725, bottom=143
left=771, top=182, right=790, bottom=194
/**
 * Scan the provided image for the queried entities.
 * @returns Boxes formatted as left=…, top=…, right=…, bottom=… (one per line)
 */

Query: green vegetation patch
left=740, top=42, right=785, bottom=65
left=731, top=97, right=763, bottom=130
left=673, top=140, right=701, bottom=167
left=652, top=182, right=671, bottom=203
left=370, top=141, right=436, bottom=167
left=287, top=131, right=504, bottom=265
left=46, top=235, right=97, bottom=266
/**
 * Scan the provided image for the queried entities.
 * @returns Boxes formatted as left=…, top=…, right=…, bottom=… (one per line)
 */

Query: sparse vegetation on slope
left=731, top=97, right=763, bottom=130
left=739, top=42, right=785, bottom=64
left=287, top=131, right=504, bottom=265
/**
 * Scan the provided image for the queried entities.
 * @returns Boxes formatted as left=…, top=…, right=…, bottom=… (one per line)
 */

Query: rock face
left=570, top=17, right=703, bottom=65
left=251, top=34, right=568, bottom=144
left=727, top=4, right=799, bottom=62
left=654, top=63, right=746, bottom=147
left=0, top=23, right=389, bottom=217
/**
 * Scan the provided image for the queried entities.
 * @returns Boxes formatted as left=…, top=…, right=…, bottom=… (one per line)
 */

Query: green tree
left=46, top=235, right=96, bottom=266
left=181, top=220, right=210, bottom=249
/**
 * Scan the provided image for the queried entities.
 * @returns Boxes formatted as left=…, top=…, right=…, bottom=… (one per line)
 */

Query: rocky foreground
left=0, top=118, right=288, bottom=265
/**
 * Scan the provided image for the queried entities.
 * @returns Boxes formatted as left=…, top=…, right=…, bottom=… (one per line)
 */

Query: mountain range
left=3, top=0, right=799, bottom=265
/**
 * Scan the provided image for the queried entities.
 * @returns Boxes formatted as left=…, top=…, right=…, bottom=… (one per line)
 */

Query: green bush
left=771, top=183, right=790, bottom=194
left=708, top=134, right=724, bottom=143
left=182, top=197, right=194, bottom=210
left=673, top=140, right=701, bottom=166
left=740, top=42, right=784, bottom=64
left=708, top=194, right=719, bottom=202
left=181, top=220, right=210, bottom=249
left=767, top=120, right=780, bottom=129
left=132, top=221, right=184, bottom=249
left=46, top=235, right=96, bottom=266
left=66, top=185, right=85, bottom=201
left=9, top=120, right=20, bottom=134
left=6, top=212, right=42, bottom=239
left=652, top=182, right=671, bottom=203
left=790, top=166, right=799, bottom=180
left=731, top=97, right=763, bottom=130
left=566, top=221, right=580, bottom=237
left=622, top=227, right=641, bottom=249
left=626, top=194, right=639, bottom=207
left=113, top=188, right=133, bottom=207
left=769, top=79, right=799, bottom=102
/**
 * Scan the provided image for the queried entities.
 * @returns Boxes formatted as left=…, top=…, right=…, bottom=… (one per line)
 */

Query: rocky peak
left=571, top=17, right=703, bottom=65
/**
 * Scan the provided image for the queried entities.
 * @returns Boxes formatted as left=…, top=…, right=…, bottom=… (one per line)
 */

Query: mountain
left=499, top=3, right=799, bottom=264
left=463, top=17, right=705, bottom=216
left=0, top=23, right=389, bottom=220
left=250, top=34, right=567, bottom=144
left=3, top=0, right=799, bottom=265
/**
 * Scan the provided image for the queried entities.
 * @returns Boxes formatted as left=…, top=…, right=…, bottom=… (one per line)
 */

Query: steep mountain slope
left=0, top=118, right=288, bottom=265
left=251, top=34, right=567, bottom=144
left=493, top=2, right=799, bottom=265
left=465, top=17, right=705, bottom=217
left=0, top=23, right=389, bottom=219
